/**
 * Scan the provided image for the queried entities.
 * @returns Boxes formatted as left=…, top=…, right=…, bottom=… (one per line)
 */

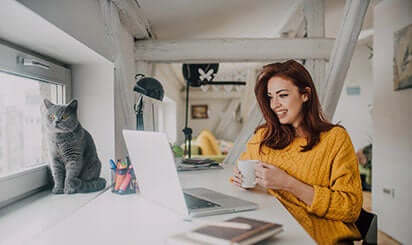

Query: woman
left=232, top=60, right=362, bottom=244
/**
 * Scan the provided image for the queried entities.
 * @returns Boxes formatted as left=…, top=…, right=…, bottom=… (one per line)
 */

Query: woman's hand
left=256, top=161, right=314, bottom=205
left=231, top=165, right=253, bottom=189
left=255, top=162, right=292, bottom=190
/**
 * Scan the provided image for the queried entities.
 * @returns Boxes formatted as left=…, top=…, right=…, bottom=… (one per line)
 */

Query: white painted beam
left=322, top=0, right=370, bottom=120
left=135, top=38, right=334, bottom=63
left=304, top=0, right=327, bottom=99
left=295, top=18, right=307, bottom=38
left=304, top=0, right=325, bottom=38
left=278, top=1, right=304, bottom=37
left=111, top=0, right=153, bottom=39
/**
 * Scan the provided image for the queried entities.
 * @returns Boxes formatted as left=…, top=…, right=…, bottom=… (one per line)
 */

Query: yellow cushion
left=180, top=141, right=200, bottom=155
left=195, top=129, right=221, bottom=155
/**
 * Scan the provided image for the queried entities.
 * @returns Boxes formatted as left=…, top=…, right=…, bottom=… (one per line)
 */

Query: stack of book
left=167, top=216, right=283, bottom=245
left=177, top=158, right=223, bottom=172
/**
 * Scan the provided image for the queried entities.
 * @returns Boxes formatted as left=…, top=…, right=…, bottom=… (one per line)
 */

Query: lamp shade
left=133, top=74, right=164, bottom=101
left=182, top=63, right=219, bottom=87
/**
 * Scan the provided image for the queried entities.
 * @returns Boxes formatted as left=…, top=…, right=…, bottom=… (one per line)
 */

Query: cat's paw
left=52, top=187, right=64, bottom=194
left=64, top=178, right=81, bottom=194
left=64, top=186, right=77, bottom=194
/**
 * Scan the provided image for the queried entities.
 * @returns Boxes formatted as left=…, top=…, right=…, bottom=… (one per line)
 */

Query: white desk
left=26, top=166, right=314, bottom=244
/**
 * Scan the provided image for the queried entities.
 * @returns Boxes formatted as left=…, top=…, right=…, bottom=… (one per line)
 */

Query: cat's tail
left=78, top=178, right=107, bottom=193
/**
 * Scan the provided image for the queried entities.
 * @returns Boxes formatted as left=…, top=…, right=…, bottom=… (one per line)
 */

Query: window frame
left=0, top=40, right=71, bottom=208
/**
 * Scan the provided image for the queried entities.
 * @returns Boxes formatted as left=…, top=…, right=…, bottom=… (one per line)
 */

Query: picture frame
left=393, top=23, right=412, bottom=91
left=191, top=104, right=208, bottom=119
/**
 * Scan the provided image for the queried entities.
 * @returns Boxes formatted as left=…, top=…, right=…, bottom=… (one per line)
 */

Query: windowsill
left=0, top=187, right=109, bottom=245
left=0, top=165, right=50, bottom=209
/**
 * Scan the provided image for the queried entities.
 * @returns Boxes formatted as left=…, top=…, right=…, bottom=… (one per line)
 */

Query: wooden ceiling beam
left=135, top=38, right=334, bottom=63
left=278, top=1, right=304, bottom=37
left=304, top=0, right=327, bottom=101
left=111, top=0, right=154, bottom=39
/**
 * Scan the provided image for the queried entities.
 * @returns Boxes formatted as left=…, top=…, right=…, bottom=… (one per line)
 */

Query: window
left=0, top=41, right=71, bottom=208
left=0, top=72, right=63, bottom=176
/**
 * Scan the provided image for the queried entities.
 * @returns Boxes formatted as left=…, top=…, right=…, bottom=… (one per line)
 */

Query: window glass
left=0, top=71, right=62, bottom=177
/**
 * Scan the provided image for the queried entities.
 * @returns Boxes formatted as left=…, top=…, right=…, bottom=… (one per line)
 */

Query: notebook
left=168, top=216, right=283, bottom=245
left=122, top=130, right=257, bottom=217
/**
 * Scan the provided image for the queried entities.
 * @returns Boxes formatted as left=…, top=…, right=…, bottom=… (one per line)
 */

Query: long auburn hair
left=255, top=60, right=338, bottom=152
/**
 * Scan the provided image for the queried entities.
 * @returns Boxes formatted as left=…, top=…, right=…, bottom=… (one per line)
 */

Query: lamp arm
left=135, top=95, right=144, bottom=130
left=203, top=81, right=246, bottom=85
left=183, top=80, right=193, bottom=159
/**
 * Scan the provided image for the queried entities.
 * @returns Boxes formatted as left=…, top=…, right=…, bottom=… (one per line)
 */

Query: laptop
left=122, top=130, right=257, bottom=217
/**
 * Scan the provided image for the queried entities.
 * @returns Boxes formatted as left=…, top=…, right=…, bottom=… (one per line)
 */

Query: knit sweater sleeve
left=306, top=128, right=363, bottom=223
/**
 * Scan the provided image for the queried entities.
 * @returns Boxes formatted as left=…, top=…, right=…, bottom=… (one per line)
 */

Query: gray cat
left=42, top=99, right=106, bottom=194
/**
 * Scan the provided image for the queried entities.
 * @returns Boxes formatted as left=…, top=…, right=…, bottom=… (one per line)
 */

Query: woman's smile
left=275, top=109, right=288, bottom=119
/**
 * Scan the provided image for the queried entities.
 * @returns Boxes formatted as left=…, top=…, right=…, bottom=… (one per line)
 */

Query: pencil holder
left=110, top=157, right=138, bottom=195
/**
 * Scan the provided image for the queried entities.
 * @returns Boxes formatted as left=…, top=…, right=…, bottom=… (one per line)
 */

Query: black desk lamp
left=133, top=74, right=164, bottom=130
left=182, top=64, right=246, bottom=164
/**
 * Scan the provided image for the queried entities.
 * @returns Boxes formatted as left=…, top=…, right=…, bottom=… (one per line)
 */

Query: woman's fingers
left=232, top=176, right=242, bottom=186
left=259, top=161, right=276, bottom=169
left=255, top=163, right=266, bottom=179
left=232, top=175, right=247, bottom=188
left=232, top=166, right=253, bottom=189
left=233, top=166, right=242, bottom=178
left=255, top=162, right=276, bottom=188
left=232, top=166, right=242, bottom=186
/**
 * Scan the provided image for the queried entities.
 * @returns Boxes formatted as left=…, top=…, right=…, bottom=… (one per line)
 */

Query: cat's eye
left=49, top=114, right=55, bottom=120
left=62, top=113, right=69, bottom=120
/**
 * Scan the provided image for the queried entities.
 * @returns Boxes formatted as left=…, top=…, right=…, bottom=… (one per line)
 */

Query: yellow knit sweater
left=240, top=127, right=362, bottom=244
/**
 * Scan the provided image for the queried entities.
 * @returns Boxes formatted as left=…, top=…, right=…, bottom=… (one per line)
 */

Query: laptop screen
left=123, top=130, right=189, bottom=216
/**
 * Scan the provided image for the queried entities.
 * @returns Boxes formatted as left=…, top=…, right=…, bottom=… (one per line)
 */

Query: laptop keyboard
left=183, top=193, right=220, bottom=210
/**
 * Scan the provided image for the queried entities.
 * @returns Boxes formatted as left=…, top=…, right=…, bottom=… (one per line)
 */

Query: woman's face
left=267, top=76, right=308, bottom=129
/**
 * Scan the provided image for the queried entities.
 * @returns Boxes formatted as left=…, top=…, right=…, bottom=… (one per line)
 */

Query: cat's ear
left=67, top=99, right=78, bottom=111
left=43, top=99, right=54, bottom=109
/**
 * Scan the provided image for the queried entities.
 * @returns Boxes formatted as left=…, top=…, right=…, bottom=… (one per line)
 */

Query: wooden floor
left=357, top=192, right=401, bottom=245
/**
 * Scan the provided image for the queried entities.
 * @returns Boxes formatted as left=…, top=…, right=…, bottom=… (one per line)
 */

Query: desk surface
left=28, top=166, right=314, bottom=244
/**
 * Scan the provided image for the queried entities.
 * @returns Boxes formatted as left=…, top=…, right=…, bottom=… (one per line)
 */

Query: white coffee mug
left=237, top=160, right=258, bottom=188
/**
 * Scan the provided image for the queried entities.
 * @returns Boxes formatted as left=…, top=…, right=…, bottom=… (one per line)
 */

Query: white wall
left=333, top=44, right=373, bottom=150
left=72, top=63, right=114, bottom=181
left=188, top=98, right=242, bottom=142
left=17, top=0, right=113, bottom=62
left=188, top=99, right=225, bottom=138
left=373, top=0, right=412, bottom=243
left=157, top=97, right=177, bottom=143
